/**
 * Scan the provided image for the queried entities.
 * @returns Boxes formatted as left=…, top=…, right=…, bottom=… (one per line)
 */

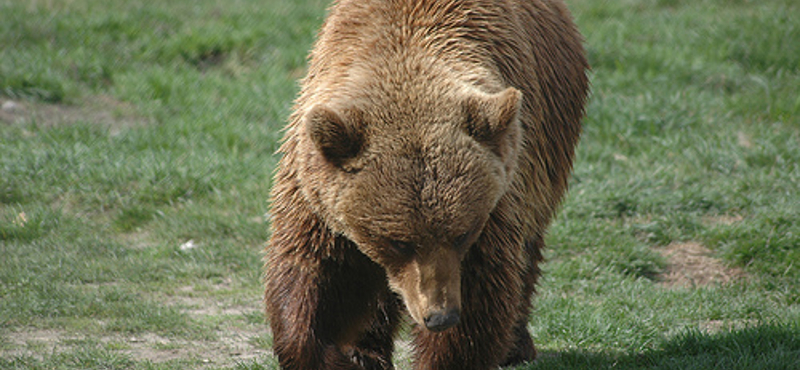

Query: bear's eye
left=454, top=232, right=474, bottom=252
left=390, top=240, right=415, bottom=257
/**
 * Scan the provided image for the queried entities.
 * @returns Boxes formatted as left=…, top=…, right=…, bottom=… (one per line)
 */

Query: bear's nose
left=423, top=308, right=460, bottom=332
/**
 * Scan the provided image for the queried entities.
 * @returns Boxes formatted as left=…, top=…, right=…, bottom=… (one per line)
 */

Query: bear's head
left=299, top=81, right=522, bottom=331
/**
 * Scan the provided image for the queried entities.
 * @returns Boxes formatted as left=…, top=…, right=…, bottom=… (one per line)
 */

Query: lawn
left=1, top=0, right=798, bottom=369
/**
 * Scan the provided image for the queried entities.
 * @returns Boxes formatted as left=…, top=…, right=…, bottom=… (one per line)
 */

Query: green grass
left=1, top=0, right=798, bottom=369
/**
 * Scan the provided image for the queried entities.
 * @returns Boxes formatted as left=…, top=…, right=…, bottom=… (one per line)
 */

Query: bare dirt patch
left=2, top=329, right=271, bottom=367
left=120, top=330, right=271, bottom=366
left=657, top=242, right=745, bottom=288
left=1, top=288, right=273, bottom=368
left=172, top=283, right=257, bottom=318
left=701, top=214, right=744, bottom=227
left=0, top=96, right=150, bottom=134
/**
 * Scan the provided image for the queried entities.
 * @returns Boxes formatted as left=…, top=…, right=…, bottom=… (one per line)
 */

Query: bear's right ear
left=306, top=104, right=365, bottom=169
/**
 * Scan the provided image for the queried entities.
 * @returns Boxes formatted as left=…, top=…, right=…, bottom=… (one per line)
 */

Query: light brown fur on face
left=320, top=84, right=516, bottom=328
left=392, top=246, right=463, bottom=329
left=264, top=0, right=589, bottom=368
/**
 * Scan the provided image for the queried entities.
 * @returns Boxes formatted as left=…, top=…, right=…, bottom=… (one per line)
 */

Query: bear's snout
left=424, top=307, right=461, bottom=332
left=389, top=247, right=464, bottom=331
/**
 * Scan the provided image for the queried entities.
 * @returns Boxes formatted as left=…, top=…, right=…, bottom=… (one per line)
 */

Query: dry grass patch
left=0, top=95, right=149, bottom=133
left=657, top=242, right=745, bottom=288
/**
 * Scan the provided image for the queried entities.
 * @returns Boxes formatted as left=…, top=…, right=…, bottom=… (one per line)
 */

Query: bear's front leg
left=265, top=231, right=395, bottom=370
left=346, top=291, right=402, bottom=370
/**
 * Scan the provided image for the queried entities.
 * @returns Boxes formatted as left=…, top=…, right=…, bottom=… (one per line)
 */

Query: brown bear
left=264, top=0, right=589, bottom=369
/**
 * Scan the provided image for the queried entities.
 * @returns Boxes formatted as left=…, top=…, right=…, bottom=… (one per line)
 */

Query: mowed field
left=1, top=0, right=798, bottom=369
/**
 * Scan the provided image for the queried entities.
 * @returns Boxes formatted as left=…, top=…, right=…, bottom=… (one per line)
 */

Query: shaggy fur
left=264, top=0, right=589, bottom=369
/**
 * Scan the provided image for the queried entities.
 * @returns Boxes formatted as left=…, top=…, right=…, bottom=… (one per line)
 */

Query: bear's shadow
left=516, top=323, right=798, bottom=370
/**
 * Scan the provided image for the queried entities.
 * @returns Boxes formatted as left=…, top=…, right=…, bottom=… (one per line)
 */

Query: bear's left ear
left=306, top=104, right=365, bottom=170
left=464, top=87, right=522, bottom=157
